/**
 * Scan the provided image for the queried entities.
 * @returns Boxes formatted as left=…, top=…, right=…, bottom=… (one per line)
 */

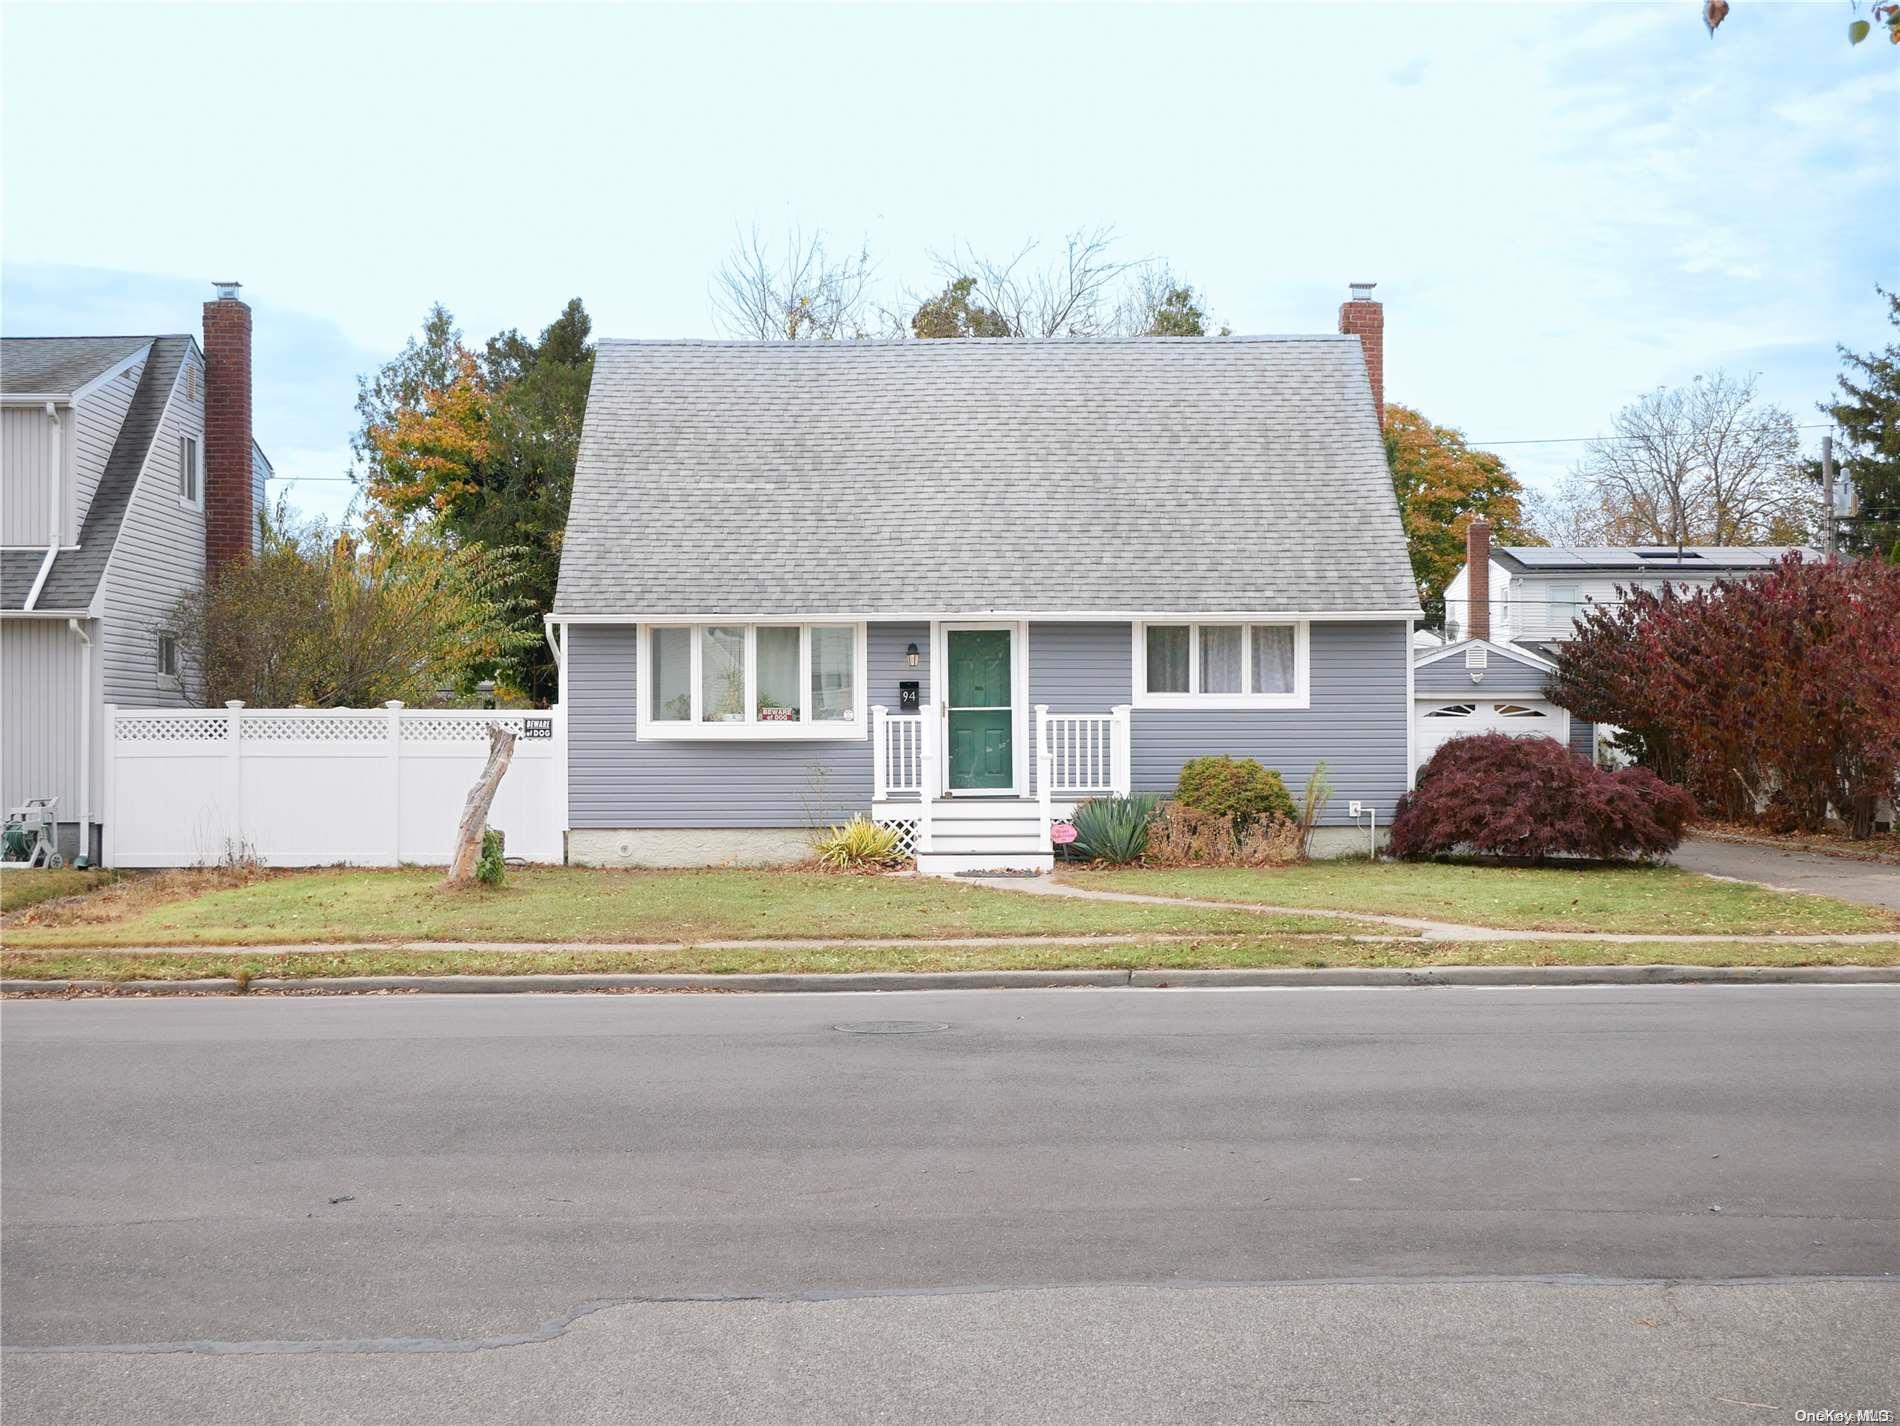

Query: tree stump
left=445, top=724, right=517, bottom=885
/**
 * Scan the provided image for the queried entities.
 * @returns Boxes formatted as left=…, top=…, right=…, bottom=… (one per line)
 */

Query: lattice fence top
left=114, top=708, right=558, bottom=745
left=403, top=714, right=553, bottom=742
left=244, top=714, right=385, bottom=742
left=115, top=714, right=228, bottom=743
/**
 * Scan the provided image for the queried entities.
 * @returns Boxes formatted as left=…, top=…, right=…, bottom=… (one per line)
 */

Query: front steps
left=898, top=798, right=1056, bottom=878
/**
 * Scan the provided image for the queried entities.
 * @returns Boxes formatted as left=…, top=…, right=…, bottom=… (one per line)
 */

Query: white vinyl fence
left=104, top=702, right=566, bottom=868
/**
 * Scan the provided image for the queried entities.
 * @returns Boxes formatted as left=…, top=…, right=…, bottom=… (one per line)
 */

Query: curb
left=1126, top=965, right=1900, bottom=988
left=4, top=966, right=1897, bottom=996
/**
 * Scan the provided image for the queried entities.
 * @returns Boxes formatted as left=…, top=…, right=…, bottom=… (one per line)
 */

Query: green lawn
left=6, top=936, right=1896, bottom=984
left=1, top=866, right=1371, bottom=949
left=1061, top=860, right=1898, bottom=935
left=0, top=869, right=116, bottom=915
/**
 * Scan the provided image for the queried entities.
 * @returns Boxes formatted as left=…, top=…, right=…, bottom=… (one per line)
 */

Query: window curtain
left=755, top=628, right=800, bottom=720
left=650, top=627, right=691, bottom=720
left=1200, top=627, right=1242, bottom=694
left=809, top=627, right=854, bottom=721
left=700, top=627, right=746, bottom=722
left=1146, top=626, right=1190, bottom=693
left=1251, top=626, right=1296, bottom=694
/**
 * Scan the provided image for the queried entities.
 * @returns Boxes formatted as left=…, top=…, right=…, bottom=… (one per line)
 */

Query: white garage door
left=1416, top=699, right=1566, bottom=763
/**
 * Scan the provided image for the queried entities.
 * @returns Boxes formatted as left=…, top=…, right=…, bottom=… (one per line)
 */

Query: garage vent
left=1465, top=645, right=1488, bottom=668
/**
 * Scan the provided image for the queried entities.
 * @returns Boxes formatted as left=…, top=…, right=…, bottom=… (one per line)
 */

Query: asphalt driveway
left=1672, top=836, right=1900, bottom=911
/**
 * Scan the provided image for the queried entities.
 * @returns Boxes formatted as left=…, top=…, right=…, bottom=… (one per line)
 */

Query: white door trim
left=930, top=620, right=1028, bottom=797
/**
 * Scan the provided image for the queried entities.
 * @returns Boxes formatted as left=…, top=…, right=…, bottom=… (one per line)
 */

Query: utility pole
left=1821, top=434, right=1836, bottom=560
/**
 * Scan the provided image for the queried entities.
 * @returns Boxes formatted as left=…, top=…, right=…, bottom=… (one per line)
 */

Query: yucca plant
left=1067, top=793, right=1161, bottom=864
left=813, top=815, right=905, bottom=870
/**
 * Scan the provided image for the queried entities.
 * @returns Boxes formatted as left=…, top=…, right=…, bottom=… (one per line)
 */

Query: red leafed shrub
left=1390, top=733, right=1697, bottom=862
left=1548, top=554, right=1900, bottom=838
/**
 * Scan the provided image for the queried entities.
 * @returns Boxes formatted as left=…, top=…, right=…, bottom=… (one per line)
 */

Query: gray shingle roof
left=3, top=336, right=190, bottom=611
left=555, top=337, right=1420, bottom=617
left=1, top=336, right=152, bottom=395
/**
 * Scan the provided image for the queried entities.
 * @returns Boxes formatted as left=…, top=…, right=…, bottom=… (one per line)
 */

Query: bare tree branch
left=710, top=226, right=879, bottom=340
left=1557, top=373, right=1813, bottom=548
left=925, top=225, right=1150, bottom=337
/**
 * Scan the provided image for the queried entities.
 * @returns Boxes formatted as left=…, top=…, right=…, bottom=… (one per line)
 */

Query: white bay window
left=640, top=623, right=866, bottom=739
left=1133, top=621, right=1309, bottom=709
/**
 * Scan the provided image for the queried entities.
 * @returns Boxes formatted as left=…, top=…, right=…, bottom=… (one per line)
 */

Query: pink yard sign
left=1049, top=822, right=1078, bottom=845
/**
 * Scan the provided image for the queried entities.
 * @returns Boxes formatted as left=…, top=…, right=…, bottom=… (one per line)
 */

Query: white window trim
left=177, top=434, right=203, bottom=511
left=1131, top=620, right=1310, bottom=710
left=635, top=621, right=868, bottom=741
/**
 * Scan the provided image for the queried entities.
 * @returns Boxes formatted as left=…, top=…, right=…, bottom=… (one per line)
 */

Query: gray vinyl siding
left=1415, top=652, right=1552, bottom=696
left=2, top=404, right=77, bottom=547
left=568, top=619, right=1409, bottom=828
left=250, top=442, right=270, bottom=554
left=75, top=361, right=143, bottom=525
left=567, top=622, right=926, bottom=828
left=98, top=364, right=204, bottom=707
left=1029, top=621, right=1408, bottom=826
left=1, top=616, right=102, bottom=855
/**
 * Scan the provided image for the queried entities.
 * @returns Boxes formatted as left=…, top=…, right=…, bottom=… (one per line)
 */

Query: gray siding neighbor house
left=1418, top=522, right=1823, bottom=774
left=1, top=286, right=268, bottom=863
left=551, top=285, right=1423, bottom=874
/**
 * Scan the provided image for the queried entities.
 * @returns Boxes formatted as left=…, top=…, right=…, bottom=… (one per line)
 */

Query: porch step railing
left=873, top=707, right=926, bottom=797
left=874, top=703, right=1132, bottom=862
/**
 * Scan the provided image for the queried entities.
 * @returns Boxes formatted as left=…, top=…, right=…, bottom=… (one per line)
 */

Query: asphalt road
left=3, top=986, right=1896, bottom=1425
left=1671, top=835, right=1900, bottom=911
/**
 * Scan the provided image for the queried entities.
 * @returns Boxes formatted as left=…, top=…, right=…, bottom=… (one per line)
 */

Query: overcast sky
left=4, top=1, right=1895, bottom=525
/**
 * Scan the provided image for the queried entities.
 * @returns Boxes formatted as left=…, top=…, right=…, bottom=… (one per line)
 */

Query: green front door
left=946, top=628, right=1014, bottom=791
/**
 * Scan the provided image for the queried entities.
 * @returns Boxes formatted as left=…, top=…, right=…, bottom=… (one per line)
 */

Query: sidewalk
left=989, top=874, right=1900, bottom=943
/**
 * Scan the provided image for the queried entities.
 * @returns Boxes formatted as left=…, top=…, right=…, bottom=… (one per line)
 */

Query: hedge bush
left=1390, top=733, right=1696, bottom=862
left=1174, top=756, right=1296, bottom=826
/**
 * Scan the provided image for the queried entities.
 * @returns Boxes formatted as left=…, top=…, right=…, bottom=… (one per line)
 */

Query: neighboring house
left=1, top=285, right=265, bottom=863
left=550, top=284, right=1424, bottom=875
left=1417, top=522, right=1820, bottom=768
left=1442, top=531, right=1818, bottom=648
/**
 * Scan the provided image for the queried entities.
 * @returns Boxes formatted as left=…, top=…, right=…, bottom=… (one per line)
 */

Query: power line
left=1466, top=423, right=1835, bottom=448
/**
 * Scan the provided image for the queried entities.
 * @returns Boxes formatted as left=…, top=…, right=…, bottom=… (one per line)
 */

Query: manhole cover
left=832, top=1020, right=951, bottom=1035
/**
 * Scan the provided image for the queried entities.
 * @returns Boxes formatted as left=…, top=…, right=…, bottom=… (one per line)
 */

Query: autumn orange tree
left=353, top=301, right=594, bottom=703
left=1382, top=404, right=1540, bottom=627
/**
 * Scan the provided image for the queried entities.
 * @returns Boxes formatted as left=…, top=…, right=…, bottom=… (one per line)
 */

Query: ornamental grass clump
left=813, top=815, right=905, bottom=871
left=1146, top=803, right=1305, bottom=867
left=1066, top=793, right=1161, bottom=864
left=1389, top=732, right=1696, bottom=863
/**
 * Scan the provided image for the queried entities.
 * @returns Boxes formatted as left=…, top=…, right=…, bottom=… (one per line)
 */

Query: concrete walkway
left=991, top=873, right=1900, bottom=943
left=1670, top=835, right=1900, bottom=911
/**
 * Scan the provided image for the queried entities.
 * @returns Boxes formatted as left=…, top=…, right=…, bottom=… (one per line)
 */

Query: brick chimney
left=1338, top=281, right=1384, bottom=427
left=202, top=281, right=254, bottom=575
left=1465, top=518, right=1491, bottom=643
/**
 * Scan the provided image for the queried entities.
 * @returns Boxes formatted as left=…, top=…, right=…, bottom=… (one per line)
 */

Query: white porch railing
left=874, top=702, right=1131, bottom=861
left=1035, top=707, right=1132, bottom=798
left=872, top=706, right=926, bottom=797
left=1035, top=704, right=1132, bottom=836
